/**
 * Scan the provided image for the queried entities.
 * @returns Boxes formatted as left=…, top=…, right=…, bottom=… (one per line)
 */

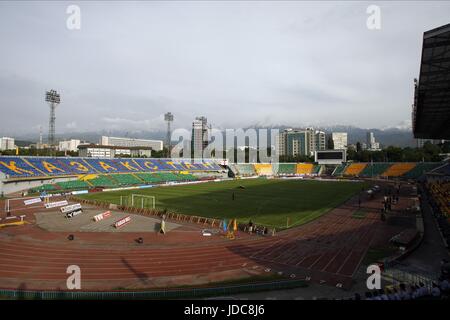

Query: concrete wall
left=0, top=177, right=77, bottom=196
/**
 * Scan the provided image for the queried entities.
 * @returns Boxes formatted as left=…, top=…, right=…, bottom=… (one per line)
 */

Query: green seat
left=360, top=163, right=392, bottom=177
left=402, top=163, right=441, bottom=179
left=88, top=175, right=118, bottom=188
left=56, top=180, right=90, bottom=190
left=110, top=174, right=142, bottom=186
left=275, top=163, right=296, bottom=175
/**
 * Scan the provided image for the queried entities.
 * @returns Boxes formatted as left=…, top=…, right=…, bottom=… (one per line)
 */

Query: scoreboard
left=315, top=150, right=346, bottom=165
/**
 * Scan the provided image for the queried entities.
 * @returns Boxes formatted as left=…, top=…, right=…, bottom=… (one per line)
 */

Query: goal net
left=119, top=194, right=155, bottom=209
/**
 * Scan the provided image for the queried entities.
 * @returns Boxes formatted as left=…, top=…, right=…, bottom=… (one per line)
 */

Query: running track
left=0, top=183, right=415, bottom=291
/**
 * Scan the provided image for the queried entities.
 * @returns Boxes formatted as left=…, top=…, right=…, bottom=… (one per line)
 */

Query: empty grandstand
left=254, top=164, right=273, bottom=176
left=235, top=164, right=257, bottom=176
left=344, top=163, right=367, bottom=176
left=382, top=163, right=417, bottom=177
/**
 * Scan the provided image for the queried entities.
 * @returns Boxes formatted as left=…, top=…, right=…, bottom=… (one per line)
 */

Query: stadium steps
left=312, top=164, right=322, bottom=175
left=332, top=164, right=347, bottom=176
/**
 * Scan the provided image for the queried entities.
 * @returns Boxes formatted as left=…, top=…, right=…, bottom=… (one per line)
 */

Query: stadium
left=1, top=155, right=448, bottom=298
left=0, top=3, right=449, bottom=306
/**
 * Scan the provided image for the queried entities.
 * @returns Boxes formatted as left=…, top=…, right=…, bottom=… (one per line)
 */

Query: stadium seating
left=0, top=157, right=222, bottom=179
left=29, top=184, right=57, bottom=193
left=402, top=163, right=442, bottom=179
left=86, top=175, right=118, bottom=188
left=56, top=180, right=90, bottom=190
left=235, top=164, right=256, bottom=176
left=359, top=163, right=392, bottom=177
left=254, top=164, right=273, bottom=176
left=274, top=163, right=296, bottom=175
left=57, top=159, right=97, bottom=174
left=84, top=159, right=121, bottom=173
left=332, top=164, right=347, bottom=176
left=296, top=163, right=314, bottom=175
left=109, top=174, right=143, bottom=186
left=0, top=157, right=44, bottom=178
left=136, top=173, right=163, bottom=183
left=381, top=163, right=417, bottom=177
left=344, top=163, right=367, bottom=176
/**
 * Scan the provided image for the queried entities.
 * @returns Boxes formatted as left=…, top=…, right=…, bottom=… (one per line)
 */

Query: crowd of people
left=354, top=279, right=450, bottom=300
left=424, top=180, right=450, bottom=246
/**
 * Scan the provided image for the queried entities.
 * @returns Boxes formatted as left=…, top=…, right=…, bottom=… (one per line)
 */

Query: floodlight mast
left=45, top=90, right=61, bottom=149
left=164, top=112, right=174, bottom=157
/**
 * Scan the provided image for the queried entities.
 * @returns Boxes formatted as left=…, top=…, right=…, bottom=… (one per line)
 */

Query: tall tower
left=45, top=90, right=61, bottom=148
left=39, top=125, right=43, bottom=147
left=164, top=112, right=174, bottom=157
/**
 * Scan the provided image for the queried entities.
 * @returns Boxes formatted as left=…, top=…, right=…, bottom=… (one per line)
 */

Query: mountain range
left=12, top=125, right=416, bottom=148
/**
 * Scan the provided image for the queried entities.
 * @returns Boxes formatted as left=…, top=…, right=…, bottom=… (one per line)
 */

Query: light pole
left=45, top=90, right=61, bottom=151
left=164, top=112, right=174, bottom=157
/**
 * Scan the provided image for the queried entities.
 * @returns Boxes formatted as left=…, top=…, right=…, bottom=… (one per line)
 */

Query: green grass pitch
left=79, top=178, right=366, bottom=228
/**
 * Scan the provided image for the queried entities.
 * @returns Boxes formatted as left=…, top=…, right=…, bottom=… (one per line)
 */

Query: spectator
left=439, top=277, right=450, bottom=293
left=354, top=293, right=361, bottom=301
left=418, top=282, right=429, bottom=297
left=390, top=288, right=401, bottom=301
left=365, top=291, right=373, bottom=300
left=372, top=291, right=381, bottom=301
left=379, top=289, right=389, bottom=300
left=431, top=283, right=441, bottom=298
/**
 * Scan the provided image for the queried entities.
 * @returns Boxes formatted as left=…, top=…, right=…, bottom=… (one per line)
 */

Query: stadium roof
left=412, top=23, right=450, bottom=140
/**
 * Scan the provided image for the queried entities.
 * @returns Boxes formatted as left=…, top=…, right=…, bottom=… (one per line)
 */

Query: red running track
left=0, top=185, right=414, bottom=291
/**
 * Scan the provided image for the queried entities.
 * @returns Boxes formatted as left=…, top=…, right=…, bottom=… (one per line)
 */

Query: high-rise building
left=0, top=137, right=15, bottom=151
left=191, top=116, right=209, bottom=157
left=366, top=131, right=381, bottom=151
left=100, top=136, right=163, bottom=151
left=277, top=128, right=325, bottom=157
left=331, top=132, right=348, bottom=150
left=58, top=139, right=82, bottom=152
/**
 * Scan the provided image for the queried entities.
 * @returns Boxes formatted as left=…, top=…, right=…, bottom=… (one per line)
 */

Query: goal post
left=120, top=194, right=155, bottom=209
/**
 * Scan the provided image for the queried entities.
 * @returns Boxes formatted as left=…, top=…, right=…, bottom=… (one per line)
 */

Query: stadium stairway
left=312, top=164, right=322, bottom=175
left=332, top=163, right=347, bottom=176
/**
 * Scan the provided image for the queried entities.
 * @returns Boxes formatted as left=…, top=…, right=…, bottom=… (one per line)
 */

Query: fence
left=0, top=279, right=307, bottom=300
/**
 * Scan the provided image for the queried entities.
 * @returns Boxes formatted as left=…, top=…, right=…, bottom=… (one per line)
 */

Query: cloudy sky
left=0, top=1, right=448, bottom=137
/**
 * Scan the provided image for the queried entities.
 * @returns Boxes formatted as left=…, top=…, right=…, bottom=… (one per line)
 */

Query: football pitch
left=79, top=178, right=367, bottom=228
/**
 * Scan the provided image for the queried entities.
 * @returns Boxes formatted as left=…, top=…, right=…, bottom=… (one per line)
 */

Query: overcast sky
left=0, top=1, right=449, bottom=137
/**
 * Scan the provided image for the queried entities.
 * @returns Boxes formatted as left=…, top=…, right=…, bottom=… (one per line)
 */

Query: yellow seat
left=296, top=163, right=314, bottom=175
left=254, top=164, right=273, bottom=175
left=344, top=163, right=367, bottom=176
left=381, top=163, right=416, bottom=177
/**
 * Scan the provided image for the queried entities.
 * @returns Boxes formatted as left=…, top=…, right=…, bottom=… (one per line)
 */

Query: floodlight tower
left=45, top=89, right=61, bottom=148
left=164, top=112, right=174, bottom=157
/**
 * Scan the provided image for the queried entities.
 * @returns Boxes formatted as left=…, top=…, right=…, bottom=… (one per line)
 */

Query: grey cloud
left=0, top=1, right=449, bottom=137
